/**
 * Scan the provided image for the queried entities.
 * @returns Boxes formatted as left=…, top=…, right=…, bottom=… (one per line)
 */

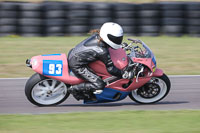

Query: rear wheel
left=129, top=73, right=171, bottom=104
left=25, top=73, right=70, bottom=106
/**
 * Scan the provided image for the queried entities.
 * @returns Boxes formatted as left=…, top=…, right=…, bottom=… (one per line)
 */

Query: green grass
left=0, top=110, right=200, bottom=133
left=0, top=35, right=200, bottom=78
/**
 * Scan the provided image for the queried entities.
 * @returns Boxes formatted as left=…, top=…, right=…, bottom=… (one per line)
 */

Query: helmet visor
left=107, top=34, right=123, bottom=45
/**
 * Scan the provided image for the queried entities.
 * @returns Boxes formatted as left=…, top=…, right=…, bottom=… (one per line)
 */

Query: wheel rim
left=131, top=77, right=168, bottom=103
left=137, top=83, right=161, bottom=99
left=31, top=79, right=68, bottom=105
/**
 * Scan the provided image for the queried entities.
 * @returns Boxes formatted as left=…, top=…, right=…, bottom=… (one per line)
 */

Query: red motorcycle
left=25, top=38, right=171, bottom=106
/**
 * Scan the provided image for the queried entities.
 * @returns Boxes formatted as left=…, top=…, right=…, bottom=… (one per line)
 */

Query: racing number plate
left=43, top=60, right=63, bottom=76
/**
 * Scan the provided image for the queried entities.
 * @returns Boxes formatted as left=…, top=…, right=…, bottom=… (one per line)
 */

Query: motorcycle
left=25, top=38, right=171, bottom=106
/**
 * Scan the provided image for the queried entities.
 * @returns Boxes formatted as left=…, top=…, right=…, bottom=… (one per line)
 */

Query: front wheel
left=25, top=73, right=70, bottom=106
left=129, top=73, right=171, bottom=104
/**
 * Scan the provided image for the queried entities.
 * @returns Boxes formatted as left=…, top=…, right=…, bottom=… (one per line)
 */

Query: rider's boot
left=68, top=83, right=103, bottom=100
left=68, top=84, right=86, bottom=100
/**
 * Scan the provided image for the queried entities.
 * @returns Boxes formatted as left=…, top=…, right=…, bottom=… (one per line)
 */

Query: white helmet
left=100, top=22, right=123, bottom=49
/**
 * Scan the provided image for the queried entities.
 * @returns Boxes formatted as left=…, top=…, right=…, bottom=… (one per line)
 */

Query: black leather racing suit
left=68, top=34, right=123, bottom=94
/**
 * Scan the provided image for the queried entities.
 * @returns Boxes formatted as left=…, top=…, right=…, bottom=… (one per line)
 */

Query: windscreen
left=128, top=41, right=157, bottom=67
left=128, top=42, right=152, bottom=58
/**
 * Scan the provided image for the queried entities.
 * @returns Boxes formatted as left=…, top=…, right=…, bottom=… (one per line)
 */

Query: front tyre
left=129, top=73, right=171, bottom=104
left=25, top=73, right=70, bottom=106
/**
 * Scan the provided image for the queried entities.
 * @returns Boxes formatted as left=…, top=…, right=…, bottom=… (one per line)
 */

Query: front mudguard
left=152, top=68, right=163, bottom=77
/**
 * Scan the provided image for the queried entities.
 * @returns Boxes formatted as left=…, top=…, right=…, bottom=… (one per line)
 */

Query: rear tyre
left=25, top=73, right=70, bottom=106
left=129, top=73, right=171, bottom=104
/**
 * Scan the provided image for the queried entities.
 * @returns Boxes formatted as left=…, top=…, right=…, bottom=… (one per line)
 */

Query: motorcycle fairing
left=132, top=57, right=156, bottom=73
left=84, top=87, right=130, bottom=104
left=106, top=77, right=151, bottom=92
left=42, top=54, right=62, bottom=56
left=30, top=53, right=84, bottom=85
left=109, top=48, right=128, bottom=69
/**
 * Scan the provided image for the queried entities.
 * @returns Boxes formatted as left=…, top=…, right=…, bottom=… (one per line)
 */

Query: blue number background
left=43, top=60, right=63, bottom=76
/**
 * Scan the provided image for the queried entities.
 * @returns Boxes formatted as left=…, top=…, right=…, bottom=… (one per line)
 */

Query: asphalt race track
left=0, top=76, right=200, bottom=114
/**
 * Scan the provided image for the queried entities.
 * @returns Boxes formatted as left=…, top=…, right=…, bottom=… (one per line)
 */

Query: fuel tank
left=89, top=48, right=128, bottom=76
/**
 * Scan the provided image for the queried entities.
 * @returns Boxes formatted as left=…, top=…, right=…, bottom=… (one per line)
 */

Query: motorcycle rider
left=68, top=22, right=134, bottom=100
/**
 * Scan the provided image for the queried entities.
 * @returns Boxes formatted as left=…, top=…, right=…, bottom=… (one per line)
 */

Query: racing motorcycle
left=25, top=38, right=171, bottom=106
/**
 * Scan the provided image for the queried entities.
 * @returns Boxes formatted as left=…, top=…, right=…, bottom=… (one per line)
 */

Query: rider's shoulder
left=81, top=34, right=99, bottom=46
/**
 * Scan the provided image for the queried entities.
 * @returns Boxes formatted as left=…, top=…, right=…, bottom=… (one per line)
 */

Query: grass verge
left=0, top=110, right=200, bottom=133
left=0, top=36, right=200, bottom=78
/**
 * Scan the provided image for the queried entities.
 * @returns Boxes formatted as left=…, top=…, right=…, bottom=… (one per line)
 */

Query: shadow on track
left=55, top=101, right=189, bottom=107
